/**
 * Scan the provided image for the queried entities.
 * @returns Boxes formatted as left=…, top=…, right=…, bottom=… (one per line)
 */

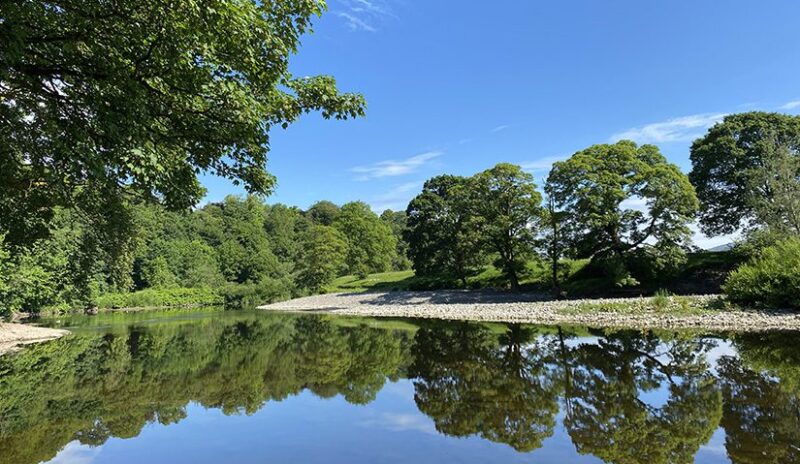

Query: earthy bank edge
left=260, top=291, right=800, bottom=332
left=0, top=323, right=70, bottom=356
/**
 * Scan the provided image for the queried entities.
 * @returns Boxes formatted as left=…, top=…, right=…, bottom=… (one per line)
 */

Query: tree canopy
left=333, top=202, right=397, bottom=278
left=0, top=0, right=365, bottom=247
left=689, top=112, right=800, bottom=235
left=405, top=175, right=484, bottom=284
left=471, top=163, right=542, bottom=290
left=546, top=141, right=698, bottom=281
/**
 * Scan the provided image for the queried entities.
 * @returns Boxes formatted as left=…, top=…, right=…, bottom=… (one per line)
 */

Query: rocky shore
left=260, top=290, right=800, bottom=332
left=0, top=323, right=70, bottom=356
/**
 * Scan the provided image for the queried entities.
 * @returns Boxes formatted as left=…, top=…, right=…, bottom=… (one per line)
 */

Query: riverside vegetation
left=2, top=113, right=800, bottom=318
left=1, top=0, right=799, bottom=319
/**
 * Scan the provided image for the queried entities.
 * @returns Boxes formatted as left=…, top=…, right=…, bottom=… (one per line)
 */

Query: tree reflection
left=718, top=332, right=800, bottom=464
left=561, top=331, right=722, bottom=464
left=409, top=322, right=561, bottom=452
left=4, top=314, right=800, bottom=464
left=0, top=313, right=411, bottom=464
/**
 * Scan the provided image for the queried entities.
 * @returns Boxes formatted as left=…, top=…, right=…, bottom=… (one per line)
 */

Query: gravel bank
left=0, top=323, right=70, bottom=356
left=260, top=290, right=800, bottom=332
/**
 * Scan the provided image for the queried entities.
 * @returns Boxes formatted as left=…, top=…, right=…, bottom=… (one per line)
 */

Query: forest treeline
left=2, top=112, right=800, bottom=315
left=0, top=197, right=410, bottom=315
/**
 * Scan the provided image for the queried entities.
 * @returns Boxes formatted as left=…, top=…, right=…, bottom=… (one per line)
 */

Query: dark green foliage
left=333, top=202, right=397, bottom=278
left=405, top=175, right=485, bottom=285
left=96, top=287, right=222, bottom=309
left=723, top=238, right=800, bottom=309
left=306, top=200, right=341, bottom=226
left=690, top=112, right=800, bottom=235
left=295, top=225, right=348, bottom=292
left=221, top=277, right=295, bottom=309
left=547, top=141, right=698, bottom=286
left=471, top=163, right=543, bottom=290
left=0, top=0, right=365, bottom=253
left=380, top=209, right=412, bottom=270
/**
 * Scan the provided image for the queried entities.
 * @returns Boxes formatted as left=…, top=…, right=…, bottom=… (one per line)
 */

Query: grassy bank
left=323, top=251, right=741, bottom=298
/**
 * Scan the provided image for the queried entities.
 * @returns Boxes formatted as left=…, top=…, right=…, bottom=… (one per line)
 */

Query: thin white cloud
left=336, top=12, right=377, bottom=32
left=351, top=151, right=442, bottom=180
left=334, top=0, right=395, bottom=32
left=491, top=124, right=510, bottom=133
left=360, top=412, right=437, bottom=434
left=610, top=113, right=726, bottom=144
left=781, top=100, right=800, bottom=110
left=369, top=181, right=421, bottom=212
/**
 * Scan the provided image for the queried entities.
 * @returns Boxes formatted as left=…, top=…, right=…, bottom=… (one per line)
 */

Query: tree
left=333, top=202, right=397, bottom=278
left=0, top=0, right=365, bottom=250
left=689, top=112, right=800, bottom=235
left=405, top=175, right=484, bottom=285
left=541, top=195, right=571, bottom=292
left=547, top=141, right=698, bottom=283
left=295, top=225, right=347, bottom=292
left=563, top=332, right=722, bottom=464
left=744, top=138, right=800, bottom=235
left=471, top=163, right=542, bottom=291
left=206, top=196, right=287, bottom=284
left=306, top=201, right=341, bottom=226
left=263, top=204, right=306, bottom=263
left=409, top=322, right=561, bottom=452
left=380, top=209, right=412, bottom=271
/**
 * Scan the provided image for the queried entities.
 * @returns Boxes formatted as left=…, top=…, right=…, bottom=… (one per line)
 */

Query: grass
left=324, top=270, right=416, bottom=293
left=323, top=259, right=592, bottom=294
left=558, top=294, right=724, bottom=316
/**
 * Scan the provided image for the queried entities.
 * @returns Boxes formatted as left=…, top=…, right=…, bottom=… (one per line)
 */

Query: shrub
left=651, top=289, right=671, bottom=311
left=95, top=287, right=222, bottom=309
left=723, top=238, right=800, bottom=309
left=221, top=277, right=294, bottom=309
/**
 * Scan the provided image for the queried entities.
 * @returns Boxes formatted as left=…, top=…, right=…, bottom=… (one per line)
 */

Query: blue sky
left=201, top=0, right=800, bottom=246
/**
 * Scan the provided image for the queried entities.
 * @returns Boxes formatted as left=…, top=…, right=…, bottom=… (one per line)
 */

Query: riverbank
left=0, top=323, right=70, bottom=356
left=260, top=290, right=800, bottom=332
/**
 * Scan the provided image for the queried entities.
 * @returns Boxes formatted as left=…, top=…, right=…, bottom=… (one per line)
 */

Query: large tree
left=546, top=141, right=698, bottom=281
left=689, top=112, right=800, bottom=235
left=333, top=202, right=397, bottom=278
left=405, top=175, right=484, bottom=285
left=295, top=225, right=347, bottom=292
left=0, top=0, right=365, bottom=247
left=471, top=163, right=542, bottom=291
left=380, top=209, right=412, bottom=271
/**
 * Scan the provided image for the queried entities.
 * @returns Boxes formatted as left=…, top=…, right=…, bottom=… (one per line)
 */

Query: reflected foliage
left=719, top=332, right=800, bottom=464
left=409, top=323, right=560, bottom=451
left=3, top=314, right=800, bottom=464
left=0, top=313, right=411, bottom=464
left=562, top=332, right=722, bottom=464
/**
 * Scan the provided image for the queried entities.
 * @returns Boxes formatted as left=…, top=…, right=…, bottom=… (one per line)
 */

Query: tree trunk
left=509, top=269, right=520, bottom=292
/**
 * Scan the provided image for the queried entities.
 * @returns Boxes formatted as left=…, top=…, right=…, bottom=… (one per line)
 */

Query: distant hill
left=707, top=243, right=736, bottom=252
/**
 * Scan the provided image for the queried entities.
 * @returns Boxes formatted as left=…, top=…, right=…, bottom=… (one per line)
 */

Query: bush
left=723, top=238, right=800, bottom=309
left=95, top=287, right=222, bottom=309
left=221, top=277, right=294, bottom=309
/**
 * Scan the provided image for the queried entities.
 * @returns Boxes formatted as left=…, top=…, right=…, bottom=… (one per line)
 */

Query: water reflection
left=1, top=311, right=799, bottom=464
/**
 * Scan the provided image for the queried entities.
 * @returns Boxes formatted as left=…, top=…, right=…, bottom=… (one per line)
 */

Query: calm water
left=1, top=309, right=799, bottom=464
